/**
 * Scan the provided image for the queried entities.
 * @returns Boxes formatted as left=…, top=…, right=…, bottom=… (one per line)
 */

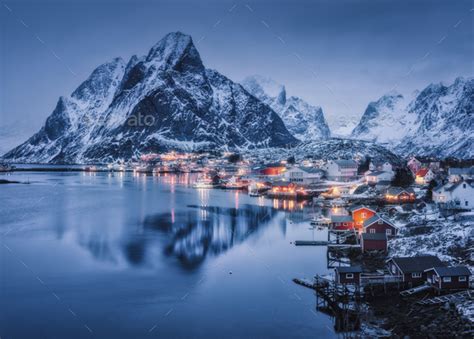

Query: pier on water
left=294, top=276, right=363, bottom=332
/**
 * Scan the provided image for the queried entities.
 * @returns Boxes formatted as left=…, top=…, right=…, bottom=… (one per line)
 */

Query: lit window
left=412, top=272, right=422, bottom=278
left=443, top=277, right=451, bottom=283
left=346, top=273, right=354, bottom=279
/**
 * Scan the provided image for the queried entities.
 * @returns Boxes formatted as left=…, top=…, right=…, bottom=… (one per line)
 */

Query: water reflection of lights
left=235, top=191, right=239, bottom=210
left=271, top=199, right=307, bottom=211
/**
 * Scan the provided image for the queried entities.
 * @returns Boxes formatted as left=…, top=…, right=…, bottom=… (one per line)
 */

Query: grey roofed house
left=335, top=266, right=362, bottom=273
left=334, top=160, right=357, bottom=168
left=388, top=255, right=445, bottom=273
left=361, top=233, right=387, bottom=241
left=363, top=214, right=396, bottom=228
left=434, top=180, right=474, bottom=193
left=330, top=215, right=353, bottom=223
left=424, top=266, right=472, bottom=277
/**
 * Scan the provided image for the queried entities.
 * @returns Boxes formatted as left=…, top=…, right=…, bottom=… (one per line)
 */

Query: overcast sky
left=1, top=0, right=473, bottom=140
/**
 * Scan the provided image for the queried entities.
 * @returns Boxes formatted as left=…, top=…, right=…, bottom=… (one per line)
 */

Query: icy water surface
left=0, top=171, right=336, bottom=338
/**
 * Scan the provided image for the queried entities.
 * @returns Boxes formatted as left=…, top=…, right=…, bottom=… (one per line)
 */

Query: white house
left=433, top=180, right=474, bottom=209
left=323, top=160, right=358, bottom=182
left=284, top=166, right=324, bottom=185
left=415, top=168, right=435, bottom=185
left=365, top=170, right=394, bottom=184
left=369, top=161, right=393, bottom=173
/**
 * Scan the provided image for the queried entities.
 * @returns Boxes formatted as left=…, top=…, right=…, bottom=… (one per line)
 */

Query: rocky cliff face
left=242, top=75, right=331, bottom=141
left=3, top=32, right=297, bottom=164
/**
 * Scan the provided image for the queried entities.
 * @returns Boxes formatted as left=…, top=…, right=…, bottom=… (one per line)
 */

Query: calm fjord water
left=1, top=172, right=335, bottom=338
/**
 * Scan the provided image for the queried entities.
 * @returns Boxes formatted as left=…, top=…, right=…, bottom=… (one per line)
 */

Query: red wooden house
left=387, top=255, right=444, bottom=287
left=335, top=266, right=362, bottom=285
left=362, top=214, right=398, bottom=236
left=348, top=206, right=376, bottom=230
left=361, top=233, right=387, bottom=253
left=330, top=215, right=355, bottom=230
left=425, top=266, right=471, bottom=291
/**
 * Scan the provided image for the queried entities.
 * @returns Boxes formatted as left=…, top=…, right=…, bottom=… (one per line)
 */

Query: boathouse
left=424, top=266, right=471, bottom=291
left=360, top=233, right=387, bottom=253
left=335, top=266, right=362, bottom=285
left=387, top=255, right=445, bottom=286
left=330, top=215, right=355, bottom=230
left=362, top=214, right=397, bottom=236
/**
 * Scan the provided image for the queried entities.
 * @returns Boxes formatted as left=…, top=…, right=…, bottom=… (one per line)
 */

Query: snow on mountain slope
left=350, top=77, right=473, bottom=159
left=350, top=91, right=411, bottom=144
left=2, top=32, right=297, bottom=164
left=395, top=77, right=473, bottom=159
left=242, top=75, right=331, bottom=140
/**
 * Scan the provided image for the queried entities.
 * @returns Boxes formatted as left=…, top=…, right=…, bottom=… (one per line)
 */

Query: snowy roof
left=348, top=205, right=376, bottom=213
left=389, top=255, right=444, bottom=273
left=363, top=214, right=395, bottom=228
left=425, top=266, right=472, bottom=277
left=335, top=266, right=362, bottom=273
left=361, top=233, right=387, bottom=241
left=331, top=215, right=353, bottom=223
left=299, top=166, right=324, bottom=174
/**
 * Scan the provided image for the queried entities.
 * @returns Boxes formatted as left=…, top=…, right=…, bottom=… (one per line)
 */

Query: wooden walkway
left=400, top=283, right=432, bottom=297
left=417, top=290, right=472, bottom=305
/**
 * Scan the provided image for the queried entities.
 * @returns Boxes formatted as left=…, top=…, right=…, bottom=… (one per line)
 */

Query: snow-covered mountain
left=2, top=32, right=297, bottom=164
left=241, top=75, right=331, bottom=140
left=350, top=77, right=473, bottom=159
left=350, top=91, right=410, bottom=144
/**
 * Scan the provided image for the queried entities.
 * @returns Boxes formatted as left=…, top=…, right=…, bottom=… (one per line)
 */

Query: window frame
left=411, top=272, right=422, bottom=278
left=345, top=273, right=354, bottom=279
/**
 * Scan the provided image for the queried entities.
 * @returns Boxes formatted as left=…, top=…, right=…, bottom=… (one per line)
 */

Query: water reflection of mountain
left=144, top=204, right=283, bottom=269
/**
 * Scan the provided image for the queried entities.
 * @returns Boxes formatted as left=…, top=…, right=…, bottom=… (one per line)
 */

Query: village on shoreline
left=1, top=151, right=473, bottom=336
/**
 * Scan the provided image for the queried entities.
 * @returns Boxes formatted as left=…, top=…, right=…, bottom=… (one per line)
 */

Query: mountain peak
left=146, top=31, right=203, bottom=72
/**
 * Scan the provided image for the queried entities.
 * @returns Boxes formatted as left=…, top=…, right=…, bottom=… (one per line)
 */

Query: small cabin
left=330, top=215, right=355, bottom=230
left=425, top=266, right=471, bottom=291
left=363, top=214, right=397, bottom=236
left=361, top=233, right=388, bottom=253
left=348, top=206, right=377, bottom=229
left=335, top=266, right=362, bottom=285
left=385, top=187, right=416, bottom=204
left=387, top=255, right=444, bottom=286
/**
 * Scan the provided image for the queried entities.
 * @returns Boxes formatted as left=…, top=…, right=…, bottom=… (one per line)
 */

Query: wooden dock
left=400, top=283, right=432, bottom=297
left=294, top=240, right=328, bottom=246
left=417, top=290, right=472, bottom=305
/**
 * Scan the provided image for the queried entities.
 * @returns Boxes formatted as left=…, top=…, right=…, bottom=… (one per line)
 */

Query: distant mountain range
left=351, top=77, right=473, bottom=159
left=241, top=75, right=331, bottom=140
left=1, top=32, right=472, bottom=163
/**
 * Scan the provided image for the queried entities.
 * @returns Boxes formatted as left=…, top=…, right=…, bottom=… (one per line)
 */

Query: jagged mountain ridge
left=350, top=77, right=473, bottom=159
left=3, top=32, right=297, bottom=164
left=241, top=75, right=331, bottom=140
